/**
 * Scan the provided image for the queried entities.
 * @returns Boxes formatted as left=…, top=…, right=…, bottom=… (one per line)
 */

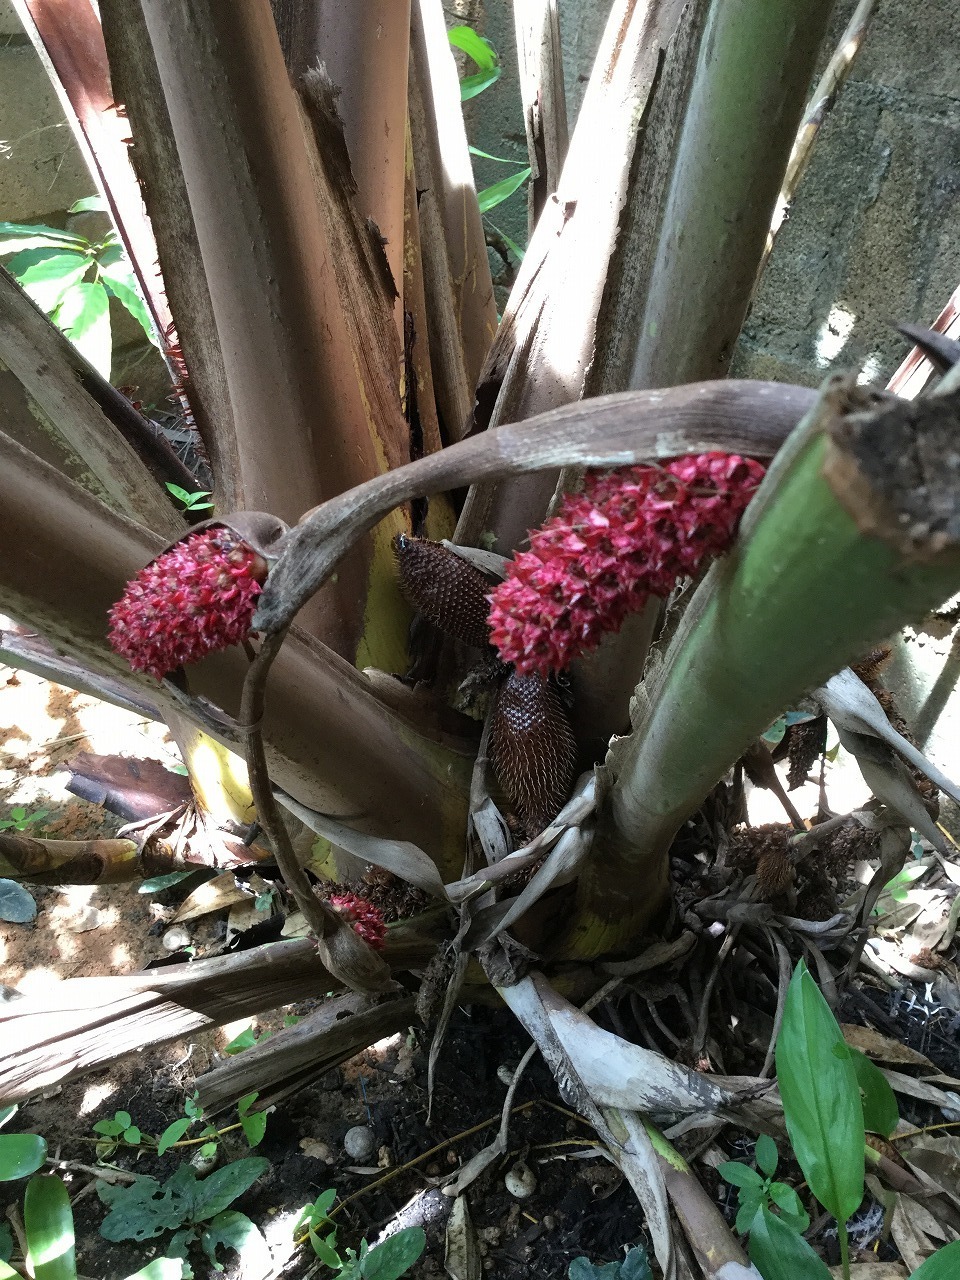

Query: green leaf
left=447, top=25, right=497, bottom=71
left=201, top=1210, right=271, bottom=1275
left=468, top=145, right=527, bottom=165
left=24, top=1174, right=77, bottom=1280
left=755, top=1134, right=779, bottom=1178
left=775, top=961, right=864, bottom=1224
left=97, top=1173, right=184, bottom=1242
left=190, top=1157, right=270, bottom=1223
left=768, top=1182, right=810, bottom=1232
left=93, top=1119, right=126, bottom=1138
left=849, top=1046, right=899, bottom=1138
left=362, top=1226, right=427, bottom=1280
left=0, top=1263, right=18, bottom=1280
left=53, top=281, right=112, bottom=377
left=477, top=168, right=531, bottom=214
left=459, top=68, right=501, bottom=101
left=718, top=1161, right=764, bottom=1190
left=0, top=1133, right=47, bottom=1180
left=910, top=1241, right=960, bottom=1278
left=0, top=222, right=88, bottom=254
left=123, top=1261, right=185, bottom=1280
left=124, top=1127, right=142, bottom=1145
left=748, top=1205, right=832, bottom=1280
left=735, top=1199, right=763, bottom=1235
left=0, top=879, right=38, bottom=923
left=0, top=1107, right=16, bottom=1131
left=68, top=196, right=106, bottom=214
left=6, top=248, right=91, bottom=313
left=0, top=1220, right=13, bottom=1261
left=237, top=1096, right=267, bottom=1149
left=157, top=1118, right=193, bottom=1156
left=305, top=1188, right=337, bottom=1225
left=138, top=871, right=195, bottom=894
left=310, top=1229, right=342, bottom=1266
left=99, top=243, right=159, bottom=346
left=482, top=217, right=525, bottom=263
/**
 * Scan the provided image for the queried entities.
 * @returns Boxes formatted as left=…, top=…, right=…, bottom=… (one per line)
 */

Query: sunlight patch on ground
left=16, top=965, right=64, bottom=997
left=79, top=1080, right=119, bottom=1116
left=262, top=1206, right=303, bottom=1272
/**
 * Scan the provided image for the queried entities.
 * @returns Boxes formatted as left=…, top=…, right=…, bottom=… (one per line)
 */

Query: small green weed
left=296, top=1188, right=425, bottom=1278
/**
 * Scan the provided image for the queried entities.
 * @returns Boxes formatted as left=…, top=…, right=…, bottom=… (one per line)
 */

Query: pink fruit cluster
left=108, top=527, right=266, bottom=680
left=328, top=893, right=387, bottom=950
left=487, top=453, right=765, bottom=676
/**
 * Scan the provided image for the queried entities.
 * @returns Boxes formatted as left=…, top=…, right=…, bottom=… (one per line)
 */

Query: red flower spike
left=108, top=527, right=268, bottom=680
left=488, top=453, right=765, bottom=676
left=328, top=893, right=387, bottom=950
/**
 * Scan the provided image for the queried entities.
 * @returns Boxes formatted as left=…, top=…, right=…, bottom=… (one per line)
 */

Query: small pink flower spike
left=108, top=527, right=268, bottom=680
left=487, top=453, right=765, bottom=676
left=328, top=893, right=387, bottom=950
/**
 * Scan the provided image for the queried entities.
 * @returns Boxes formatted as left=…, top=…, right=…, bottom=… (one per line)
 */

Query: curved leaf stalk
left=560, top=379, right=960, bottom=958
left=0, top=435, right=472, bottom=868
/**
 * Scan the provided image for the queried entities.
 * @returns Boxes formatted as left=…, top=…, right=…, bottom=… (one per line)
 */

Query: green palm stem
left=555, top=377, right=960, bottom=958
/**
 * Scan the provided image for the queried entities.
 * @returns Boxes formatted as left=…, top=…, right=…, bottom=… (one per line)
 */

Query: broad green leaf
left=99, top=243, right=159, bottom=346
left=755, top=1134, right=779, bottom=1178
left=748, top=1205, right=832, bottom=1280
left=157, top=1118, right=193, bottom=1156
left=718, top=1161, right=764, bottom=1189
left=0, top=222, right=87, bottom=254
left=361, top=1226, right=426, bottom=1280
left=6, top=248, right=91, bottom=313
left=0, top=1132, right=47, bottom=1180
left=0, top=1263, right=18, bottom=1279
left=775, top=962, right=864, bottom=1224
left=97, top=1173, right=183, bottom=1242
left=468, top=145, right=527, bottom=165
left=849, top=1046, right=899, bottom=1137
left=0, top=1107, right=16, bottom=1130
left=24, top=1175, right=77, bottom=1280
left=568, top=1262, right=621, bottom=1279
left=477, top=168, right=531, bottom=214
left=0, top=879, right=38, bottom=923
left=68, top=196, right=106, bottom=214
left=459, top=68, right=501, bottom=101
left=53, top=281, right=112, bottom=378
left=909, top=1241, right=960, bottom=1278
left=123, top=1260, right=185, bottom=1280
left=190, top=1156, right=270, bottom=1222
left=201, top=1210, right=271, bottom=1275
left=447, top=25, right=497, bottom=71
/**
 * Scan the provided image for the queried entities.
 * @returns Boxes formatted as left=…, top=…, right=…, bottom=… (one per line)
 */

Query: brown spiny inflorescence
left=491, top=670, right=576, bottom=839
left=392, top=533, right=493, bottom=649
left=786, top=715, right=828, bottom=790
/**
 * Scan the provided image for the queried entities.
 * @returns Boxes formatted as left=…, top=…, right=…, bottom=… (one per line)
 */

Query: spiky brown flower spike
left=487, top=453, right=766, bottom=675
left=393, top=533, right=493, bottom=648
left=491, top=670, right=576, bottom=839
left=108, top=527, right=268, bottom=680
left=327, top=892, right=387, bottom=950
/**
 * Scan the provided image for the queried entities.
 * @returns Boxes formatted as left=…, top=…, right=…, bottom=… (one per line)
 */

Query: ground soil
left=0, top=668, right=648, bottom=1279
